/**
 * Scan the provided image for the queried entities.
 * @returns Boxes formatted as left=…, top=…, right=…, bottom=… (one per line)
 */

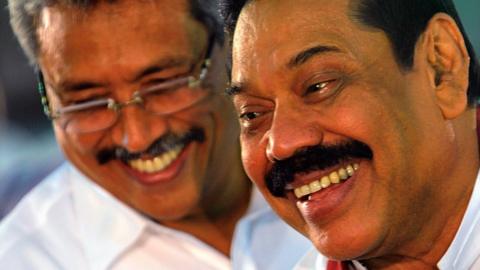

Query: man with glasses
left=0, top=0, right=311, bottom=269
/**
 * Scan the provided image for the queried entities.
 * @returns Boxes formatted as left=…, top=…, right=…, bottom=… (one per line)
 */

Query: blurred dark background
left=1, top=0, right=63, bottom=218
left=0, top=0, right=479, bottom=218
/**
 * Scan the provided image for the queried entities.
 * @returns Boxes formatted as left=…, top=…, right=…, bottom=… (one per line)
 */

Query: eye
left=301, top=76, right=345, bottom=103
left=65, top=94, right=107, bottom=106
left=142, top=76, right=191, bottom=96
left=239, top=111, right=262, bottom=121
left=233, top=96, right=273, bottom=135
left=238, top=110, right=268, bottom=136
left=305, top=80, right=333, bottom=95
left=71, top=96, right=101, bottom=105
left=148, top=78, right=168, bottom=84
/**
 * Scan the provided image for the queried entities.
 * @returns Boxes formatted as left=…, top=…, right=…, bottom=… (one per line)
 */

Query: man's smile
left=265, top=140, right=373, bottom=197
left=97, top=127, right=205, bottom=164
left=291, top=160, right=366, bottom=224
left=96, top=127, right=206, bottom=185
left=128, top=145, right=184, bottom=173
left=290, top=163, right=359, bottom=200
left=121, top=142, right=192, bottom=185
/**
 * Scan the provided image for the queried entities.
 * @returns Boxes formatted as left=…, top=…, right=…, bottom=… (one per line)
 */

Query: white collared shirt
left=437, top=169, right=480, bottom=269
left=0, top=162, right=310, bottom=270
left=231, top=198, right=313, bottom=270
left=293, top=169, right=480, bottom=270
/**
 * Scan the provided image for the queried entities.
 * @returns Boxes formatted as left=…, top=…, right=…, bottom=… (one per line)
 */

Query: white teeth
left=153, top=156, right=162, bottom=166
left=329, top=171, right=340, bottom=184
left=167, top=150, right=177, bottom=160
left=309, top=180, right=322, bottom=193
left=293, top=163, right=359, bottom=199
left=128, top=146, right=183, bottom=173
left=294, top=188, right=303, bottom=198
left=320, top=176, right=331, bottom=188
left=300, top=185, right=310, bottom=196
left=346, top=165, right=354, bottom=176
left=338, top=168, right=348, bottom=180
left=145, top=160, right=154, bottom=173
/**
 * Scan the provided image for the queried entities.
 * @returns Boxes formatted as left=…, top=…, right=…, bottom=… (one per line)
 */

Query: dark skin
left=37, top=0, right=250, bottom=255
left=230, top=0, right=478, bottom=267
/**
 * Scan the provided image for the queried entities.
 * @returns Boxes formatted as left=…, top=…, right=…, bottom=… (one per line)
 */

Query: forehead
left=237, top=0, right=355, bottom=38
left=37, top=0, right=206, bottom=76
left=231, top=0, right=388, bottom=83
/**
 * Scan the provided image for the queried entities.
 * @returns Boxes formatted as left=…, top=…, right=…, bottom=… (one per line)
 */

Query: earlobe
left=424, top=13, right=470, bottom=120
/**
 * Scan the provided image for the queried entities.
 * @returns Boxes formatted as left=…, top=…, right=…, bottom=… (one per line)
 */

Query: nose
left=111, top=104, right=168, bottom=153
left=266, top=101, right=324, bottom=162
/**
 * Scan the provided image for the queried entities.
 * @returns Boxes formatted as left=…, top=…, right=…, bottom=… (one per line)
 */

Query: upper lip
left=121, top=142, right=186, bottom=163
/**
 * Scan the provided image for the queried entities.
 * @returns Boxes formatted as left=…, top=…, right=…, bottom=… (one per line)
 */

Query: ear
left=423, top=13, right=470, bottom=119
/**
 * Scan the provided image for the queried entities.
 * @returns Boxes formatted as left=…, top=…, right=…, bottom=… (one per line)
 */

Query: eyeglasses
left=37, top=36, right=215, bottom=134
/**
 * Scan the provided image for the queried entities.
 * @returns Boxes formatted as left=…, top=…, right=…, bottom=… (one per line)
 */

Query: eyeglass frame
left=36, top=34, right=216, bottom=121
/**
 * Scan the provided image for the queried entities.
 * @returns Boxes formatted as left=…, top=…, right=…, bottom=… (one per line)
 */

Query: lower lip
left=120, top=143, right=192, bottom=185
left=296, top=172, right=357, bottom=225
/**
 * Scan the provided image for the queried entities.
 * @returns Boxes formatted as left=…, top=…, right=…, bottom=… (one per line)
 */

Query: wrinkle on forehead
left=232, top=4, right=261, bottom=83
left=37, top=0, right=209, bottom=93
left=232, top=0, right=345, bottom=85
left=39, top=1, right=189, bottom=34
left=231, top=0, right=392, bottom=83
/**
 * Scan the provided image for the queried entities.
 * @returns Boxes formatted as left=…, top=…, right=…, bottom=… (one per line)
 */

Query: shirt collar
left=438, top=168, right=480, bottom=269
left=68, top=164, right=244, bottom=269
left=68, top=165, right=148, bottom=270
left=246, top=186, right=269, bottom=215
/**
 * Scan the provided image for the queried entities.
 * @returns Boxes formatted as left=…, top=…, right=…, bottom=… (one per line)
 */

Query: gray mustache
left=96, top=127, right=205, bottom=165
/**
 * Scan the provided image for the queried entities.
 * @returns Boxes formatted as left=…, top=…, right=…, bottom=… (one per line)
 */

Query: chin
left=306, top=221, right=384, bottom=261
left=132, top=191, right=202, bottom=222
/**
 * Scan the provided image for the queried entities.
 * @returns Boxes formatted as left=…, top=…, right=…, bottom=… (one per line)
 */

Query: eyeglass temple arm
left=36, top=69, right=54, bottom=119
left=203, top=33, right=216, bottom=68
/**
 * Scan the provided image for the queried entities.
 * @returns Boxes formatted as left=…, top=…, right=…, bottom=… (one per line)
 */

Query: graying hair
left=8, top=0, right=223, bottom=65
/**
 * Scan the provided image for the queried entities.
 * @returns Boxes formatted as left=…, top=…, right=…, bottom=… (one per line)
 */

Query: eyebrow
left=57, top=57, right=190, bottom=93
left=287, top=45, right=341, bottom=68
left=225, top=84, right=242, bottom=96
left=58, top=81, right=103, bottom=94
left=130, top=57, right=189, bottom=82
left=226, top=45, right=341, bottom=97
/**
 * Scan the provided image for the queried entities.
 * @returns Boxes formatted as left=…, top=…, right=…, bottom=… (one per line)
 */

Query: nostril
left=266, top=144, right=280, bottom=163
left=267, top=154, right=281, bottom=164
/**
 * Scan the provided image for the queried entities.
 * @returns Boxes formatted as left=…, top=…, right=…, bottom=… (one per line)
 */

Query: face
left=231, top=0, right=466, bottom=260
left=38, top=0, right=241, bottom=221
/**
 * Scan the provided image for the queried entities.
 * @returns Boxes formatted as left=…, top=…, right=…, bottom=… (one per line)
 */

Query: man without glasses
left=0, top=0, right=311, bottom=269
left=222, top=0, right=480, bottom=268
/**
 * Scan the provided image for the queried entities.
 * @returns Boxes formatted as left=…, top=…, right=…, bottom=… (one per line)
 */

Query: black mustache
left=265, top=140, right=373, bottom=197
left=96, top=127, right=205, bottom=165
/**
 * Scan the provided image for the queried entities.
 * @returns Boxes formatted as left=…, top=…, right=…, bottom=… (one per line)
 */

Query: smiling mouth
left=289, top=163, right=359, bottom=200
left=126, top=144, right=185, bottom=174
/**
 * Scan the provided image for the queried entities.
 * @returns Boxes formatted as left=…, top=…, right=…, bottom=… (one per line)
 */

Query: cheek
left=241, top=133, right=308, bottom=232
left=53, top=123, right=107, bottom=155
left=319, top=91, right=387, bottom=152
left=212, top=98, right=240, bottom=140
left=240, top=133, right=267, bottom=186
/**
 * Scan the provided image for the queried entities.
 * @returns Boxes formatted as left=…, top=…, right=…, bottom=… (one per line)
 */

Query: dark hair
left=219, top=0, right=480, bottom=106
left=8, top=0, right=224, bottom=65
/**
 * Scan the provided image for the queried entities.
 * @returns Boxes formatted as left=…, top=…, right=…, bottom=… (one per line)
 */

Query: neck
left=362, top=169, right=476, bottom=269
left=163, top=178, right=251, bottom=256
left=164, top=144, right=251, bottom=256
left=363, top=109, right=480, bottom=269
